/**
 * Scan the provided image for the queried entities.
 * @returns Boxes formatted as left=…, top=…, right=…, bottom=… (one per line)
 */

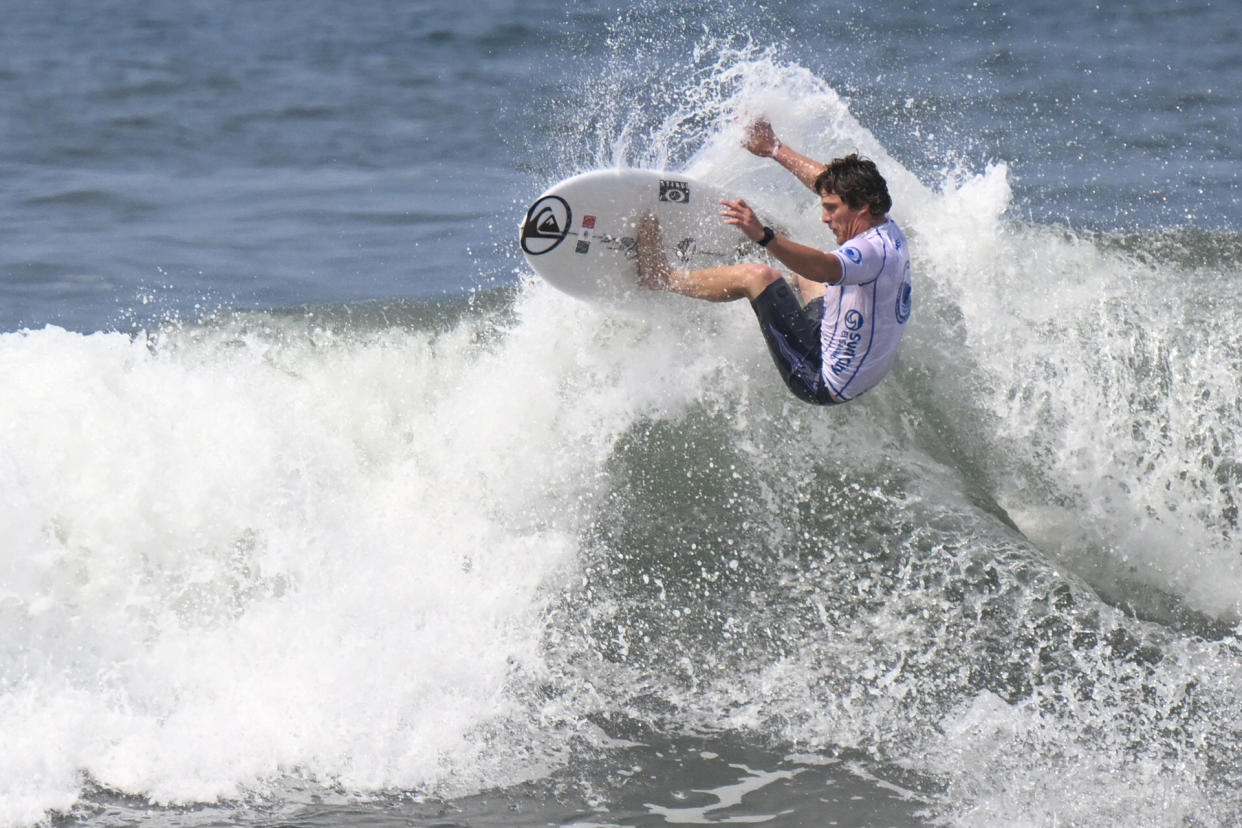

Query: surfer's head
left=814, top=154, right=892, bottom=218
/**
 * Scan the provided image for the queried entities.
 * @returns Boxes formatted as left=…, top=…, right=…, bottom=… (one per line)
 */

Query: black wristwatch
left=757, top=226, right=776, bottom=247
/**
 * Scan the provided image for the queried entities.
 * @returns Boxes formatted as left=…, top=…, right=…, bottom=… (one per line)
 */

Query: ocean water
left=2, top=1, right=1241, bottom=826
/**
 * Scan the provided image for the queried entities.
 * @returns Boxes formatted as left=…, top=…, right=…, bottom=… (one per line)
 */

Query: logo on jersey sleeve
left=895, top=260, right=912, bottom=324
left=896, top=283, right=912, bottom=324
left=844, top=309, right=864, bottom=331
left=842, top=246, right=862, bottom=264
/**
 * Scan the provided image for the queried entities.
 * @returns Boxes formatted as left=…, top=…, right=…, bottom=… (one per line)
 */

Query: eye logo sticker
left=659, top=180, right=690, bottom=204
left=520, top=195, right=572, bottom=255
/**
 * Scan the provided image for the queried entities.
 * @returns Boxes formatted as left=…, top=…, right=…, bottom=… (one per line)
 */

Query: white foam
left=0, top=274, right=766, bottom=824
left=0, top=315, right=591, bottom=820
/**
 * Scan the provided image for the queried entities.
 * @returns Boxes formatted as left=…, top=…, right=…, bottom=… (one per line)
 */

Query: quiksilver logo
left=520, top=195, right=572, bottom=255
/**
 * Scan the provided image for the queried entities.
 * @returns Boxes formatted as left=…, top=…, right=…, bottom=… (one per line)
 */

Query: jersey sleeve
left=830, top=235, right=885, bottom=285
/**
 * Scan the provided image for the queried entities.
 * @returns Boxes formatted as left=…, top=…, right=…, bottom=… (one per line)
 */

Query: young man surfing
left=638, top=119, right=912, bottom=405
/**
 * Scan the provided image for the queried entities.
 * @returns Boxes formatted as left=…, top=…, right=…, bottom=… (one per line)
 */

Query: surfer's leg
left=749, top=280, right=838, bottom=405
left=636, top=214, right=678, bottom=290
left=792, top=272, right=827, bottom=303
left=637, top=215, right=779, bottom=302
left=669, top=262, right=781, bottom=302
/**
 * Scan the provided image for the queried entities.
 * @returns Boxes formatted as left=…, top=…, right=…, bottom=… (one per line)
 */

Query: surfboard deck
left=519, top=168, right=750, bottom=302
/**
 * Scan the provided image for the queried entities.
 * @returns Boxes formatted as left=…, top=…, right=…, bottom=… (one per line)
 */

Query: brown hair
left=814, top=153, right=892, bottom=216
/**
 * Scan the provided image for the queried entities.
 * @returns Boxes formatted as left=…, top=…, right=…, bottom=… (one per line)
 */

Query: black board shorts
left=749, top=279, right=840, bottom=406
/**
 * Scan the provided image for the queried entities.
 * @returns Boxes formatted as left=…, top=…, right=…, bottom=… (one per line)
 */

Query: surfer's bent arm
left=720, top=197, right=842, bottom=285
left=744, top=119, right=827, bottom=193
left=764, top=233, right=843, bottom=285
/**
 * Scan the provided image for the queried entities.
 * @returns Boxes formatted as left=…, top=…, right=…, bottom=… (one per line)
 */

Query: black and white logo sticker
left=520, top=195, right=572, bottom=255
left=659, top=180, right=690, bottom=204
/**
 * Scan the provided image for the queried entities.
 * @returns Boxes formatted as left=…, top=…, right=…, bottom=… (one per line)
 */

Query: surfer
left=637, top=119, right=912, bottom=405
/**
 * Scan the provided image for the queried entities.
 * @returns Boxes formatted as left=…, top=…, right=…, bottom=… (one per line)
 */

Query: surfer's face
left=819, top=191, right=870, bottom=245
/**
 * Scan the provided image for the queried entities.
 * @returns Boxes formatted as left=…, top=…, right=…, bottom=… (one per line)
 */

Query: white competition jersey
left=820, top=219, right=912, bottom=401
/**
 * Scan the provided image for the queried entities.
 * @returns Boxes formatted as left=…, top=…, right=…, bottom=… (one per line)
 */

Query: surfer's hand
left=720, top=198, right=763, bottom=241
left=743, top=119, right=780, bottom=158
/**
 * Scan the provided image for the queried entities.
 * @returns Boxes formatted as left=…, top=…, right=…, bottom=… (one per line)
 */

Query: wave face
left=3, top=5, right=1242, bottom=828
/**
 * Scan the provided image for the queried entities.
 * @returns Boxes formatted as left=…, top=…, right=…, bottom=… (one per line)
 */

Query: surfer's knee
left=740, top=263, right=782, bottom=300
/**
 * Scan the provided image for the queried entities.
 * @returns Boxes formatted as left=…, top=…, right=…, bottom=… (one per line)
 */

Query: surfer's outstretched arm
left=744, top=119, right=826, bottom=193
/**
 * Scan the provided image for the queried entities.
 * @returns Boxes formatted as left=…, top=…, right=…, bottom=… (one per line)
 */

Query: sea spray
left=0, top=308, right=592, bottom=821
left=0, top=272, right=774, bottom=825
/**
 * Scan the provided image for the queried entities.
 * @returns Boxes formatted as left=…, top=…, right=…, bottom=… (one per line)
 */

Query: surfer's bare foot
left=636, top=214, right=673, bottom=290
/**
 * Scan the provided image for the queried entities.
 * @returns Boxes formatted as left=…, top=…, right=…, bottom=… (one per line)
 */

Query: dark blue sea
left=2, top=1, right=1241, bottom=826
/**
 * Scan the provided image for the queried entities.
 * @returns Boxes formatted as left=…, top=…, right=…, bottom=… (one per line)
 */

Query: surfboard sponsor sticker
left=659, top=180, right=690, bottom=204
left=520, top=195, right=572, bottom=255
left=575, top=214, right=594, bottom=253
left=674, top=237, right=697, bottom=263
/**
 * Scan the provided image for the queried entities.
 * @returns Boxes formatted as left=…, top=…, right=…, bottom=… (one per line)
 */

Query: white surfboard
left=519, top=168, right=749, bottom=302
